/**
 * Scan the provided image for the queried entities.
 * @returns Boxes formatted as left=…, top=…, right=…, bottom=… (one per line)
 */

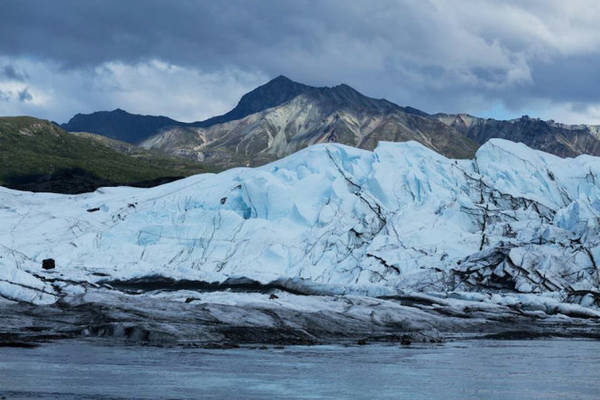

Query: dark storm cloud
left=1, top=0, right=310, bottom=68
left=1, top=0, right=600, bottom=123
left=527, top=54, right=600, bottom=103
left=17, top=88, right=33, bottom=102
left=1, top=65, right=28, bottom=81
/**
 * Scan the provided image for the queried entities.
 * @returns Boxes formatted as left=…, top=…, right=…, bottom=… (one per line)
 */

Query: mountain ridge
left=434, top=113, right=600, bottom=158
left=60, top=75, right=415, bottom=143
left=192, top=75, right=314, bottom=128
left=59, top=75, right=600, bottom=165
left=137, top=77, right=478, bottom=166
left=61, top=108, right=182, bottom=144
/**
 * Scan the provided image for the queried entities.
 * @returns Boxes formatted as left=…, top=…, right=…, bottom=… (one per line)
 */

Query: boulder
left=42, top=258, right=55, bottom=270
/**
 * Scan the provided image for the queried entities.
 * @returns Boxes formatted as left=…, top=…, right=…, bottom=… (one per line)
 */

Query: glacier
left=1, top=139, right=599, bottom=345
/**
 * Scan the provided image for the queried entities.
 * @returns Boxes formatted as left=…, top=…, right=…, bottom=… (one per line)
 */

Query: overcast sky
left=1, top=0, right=600, bottom=124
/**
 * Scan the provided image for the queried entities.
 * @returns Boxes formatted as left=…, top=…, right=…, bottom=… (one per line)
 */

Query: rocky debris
left=201, top=342, right=240, bottom=350
left=100, top=276, right=308, bottom=296
left=0, top=286, right=598, bottom=349
left=0, top=341, right=39, bottom=348
left=42, top=259, right=55, bottom=270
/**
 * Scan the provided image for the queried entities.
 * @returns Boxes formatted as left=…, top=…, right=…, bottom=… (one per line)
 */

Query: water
left=0, top=339, right=598, bottom=399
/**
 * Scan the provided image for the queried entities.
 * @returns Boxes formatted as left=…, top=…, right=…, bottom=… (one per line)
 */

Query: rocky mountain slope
left=61, top=76, right=600, bottom=169
left=194, top=75, right=314, bottom=128
left=435, top=113, right=600, bottom=157
left=59, top=76, right=315, bottom=144
left=141, top=77, right=477, bottom=167
left=0, top=117, right=208, bottom=193
left=1, top=139, right=599, bottom=346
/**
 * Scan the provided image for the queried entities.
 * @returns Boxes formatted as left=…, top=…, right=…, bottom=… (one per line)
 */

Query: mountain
left=435, top=113, right=600, bottom=157
left=61, top=76, right=600, bottom=167
left=193, top=75, right=313, bottom=128
left=0, top=116, right=209, bottom=193
left=61, top=108, right=184, bottom=144
left=2, top=140, right=599, bottom=345
left=59, top=76, right=314, bottom=144
left=141, top=76, right=478, bottom=167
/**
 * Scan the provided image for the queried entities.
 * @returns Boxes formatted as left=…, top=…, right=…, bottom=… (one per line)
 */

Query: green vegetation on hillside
left=0, top=116, right=212, bottom=193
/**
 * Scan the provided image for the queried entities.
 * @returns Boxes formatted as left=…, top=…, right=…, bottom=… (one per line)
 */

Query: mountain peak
left=62, top=76, right=427, bottom=147
left=271, top=74, right=293, bottom=83
left=195, top=76, right=397, bottom=128
left=300, top=81, right=400, bottom=114
left=334, top=83, right=354, bottom=90
left=195, top=75, right=312, bottom=128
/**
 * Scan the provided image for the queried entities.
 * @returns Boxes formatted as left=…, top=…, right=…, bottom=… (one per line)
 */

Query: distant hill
left=434, top=113, right=600, bottom=158
left=0, top=117, right=210, bottom=193
left=61, top=109, right=184, bottom=144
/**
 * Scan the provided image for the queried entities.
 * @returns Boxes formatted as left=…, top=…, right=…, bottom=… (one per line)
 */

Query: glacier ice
left=0, top=138, right=599, bottom=316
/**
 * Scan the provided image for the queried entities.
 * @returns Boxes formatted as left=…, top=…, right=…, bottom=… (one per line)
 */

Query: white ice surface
left=1, top=139, right=599, bottom=307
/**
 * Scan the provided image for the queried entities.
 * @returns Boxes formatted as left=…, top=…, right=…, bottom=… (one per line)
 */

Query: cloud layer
left=1, top=0, right=600, bottom=123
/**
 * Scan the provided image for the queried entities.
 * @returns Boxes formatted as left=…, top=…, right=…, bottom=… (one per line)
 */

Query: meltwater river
left=1, top=339, right=598, bottom=399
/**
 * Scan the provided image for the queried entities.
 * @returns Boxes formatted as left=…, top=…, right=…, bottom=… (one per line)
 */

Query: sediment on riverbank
left=2, top=287, right=599, bottom=348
